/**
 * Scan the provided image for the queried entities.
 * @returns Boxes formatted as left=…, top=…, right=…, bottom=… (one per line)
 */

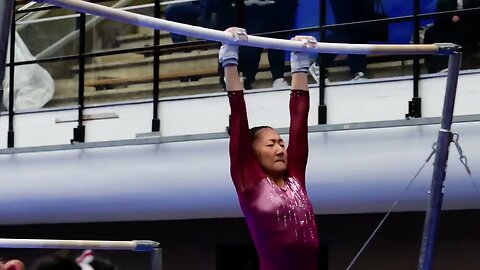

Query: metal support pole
left=0, top=0, right=15, bottom=111
left=0, top=0, right=15, bottom=146
left=412, top=0, right=421, bottom=97
left=151, top=248, right=162, bottom=270
left=7, top=2, right=16, bottom=148
left=72, top=12, right=86, bottom=143
left=152, top=0, right=160, bottom=132
left=417, top=52, right=462, bottom=270
left=407, top=0, right=422, bottom=119
left=318, top=0, right=327, bottom=125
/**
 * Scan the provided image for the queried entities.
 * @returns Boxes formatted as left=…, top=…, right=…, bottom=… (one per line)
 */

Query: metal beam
left=1, top=113, right=479, bottom=155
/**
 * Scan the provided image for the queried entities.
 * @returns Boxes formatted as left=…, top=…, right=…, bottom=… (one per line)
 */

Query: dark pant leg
left=266, top=1, right=298, bottom=80
left=241, top=6, right=270, bottom=88
left=424, top=24, right=455, bottom=72
left=164, top=3, right=203, bottom=43
left=213, top=0, right=237, bottom=30
left=267, top=49, right=286, bottom=81
left=215, top=0, right=238, bottom=89
left=347, top=54, right=367, bottom=76
left=317, top=0, right=352, bottom=73
left=326, top=0, right=368, bottom=76
left=240, top=46, right=263, bottom=89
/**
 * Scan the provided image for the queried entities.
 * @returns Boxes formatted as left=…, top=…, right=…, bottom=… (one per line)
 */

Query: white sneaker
left=309, top=63, right=320, bottom=83
left=352, top=72, right=367, bottom=81
left=309, top=63, right=330, bottom=84
left=272, top=78, right=290, bottom=89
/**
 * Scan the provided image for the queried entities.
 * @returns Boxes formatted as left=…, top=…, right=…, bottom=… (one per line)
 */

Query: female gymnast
left=220, top=27, right=319, bottom=270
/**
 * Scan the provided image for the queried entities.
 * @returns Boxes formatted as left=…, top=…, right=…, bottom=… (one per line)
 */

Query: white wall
left=2, top=72, right=479, bottom=149
left=0, top=72, right=479, bottom=225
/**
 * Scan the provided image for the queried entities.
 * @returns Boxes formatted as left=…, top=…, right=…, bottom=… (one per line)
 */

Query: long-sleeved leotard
left=228, top=90, right=319, bottom=270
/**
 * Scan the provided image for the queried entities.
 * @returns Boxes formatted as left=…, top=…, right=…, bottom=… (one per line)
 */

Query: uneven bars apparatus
left=0, top=238, right=162, bottom=270
left=35, top=0, right=446, bottom=55
left=9, top=1, right=462, bottom=269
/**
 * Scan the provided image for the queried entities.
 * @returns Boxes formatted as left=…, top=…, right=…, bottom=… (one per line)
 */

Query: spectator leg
left=164, top=3, right=203, bottom=43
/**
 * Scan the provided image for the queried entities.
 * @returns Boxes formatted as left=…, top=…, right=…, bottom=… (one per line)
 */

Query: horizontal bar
left=14, top=8, right=480, bottom=67
left=17, top=2, right=153, bottom=26
left=2, top=114, right=480, bottom=155
left=17, top=1, right=38, bottom=11
left=16, top=13, right=79, bottom=25
left=15, top=0, right=119, bottom=14
left=34, top=0, right=442, bottom=55
left=34, top=0, right=136, bottom=59
left=17, top=1, right=200, bottom=25
left=17, top=1, right=480, bottom=30
left=121, top=0, right=200, bottom=10
left=55, top=112, right=119, bottom=123
left=0, top=238, right=159, bottom=252
left=14, top=4, right=58, bottom=14
left=159, top=0, right=198, bottom=5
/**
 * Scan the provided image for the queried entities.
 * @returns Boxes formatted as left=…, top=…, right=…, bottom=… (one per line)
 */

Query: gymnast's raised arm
left=287, top=36, right=317, bottom=189
left=220, top=27, right=265, bottom=193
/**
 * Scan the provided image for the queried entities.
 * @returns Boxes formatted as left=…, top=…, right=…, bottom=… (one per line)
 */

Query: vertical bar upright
left=417, top=52, right=462, bottom=270
left=151, top=248, right=162, bottom=270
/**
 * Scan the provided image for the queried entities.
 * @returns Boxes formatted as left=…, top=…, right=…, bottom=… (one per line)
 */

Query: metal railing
left=2, top=0, right=479, bottom=147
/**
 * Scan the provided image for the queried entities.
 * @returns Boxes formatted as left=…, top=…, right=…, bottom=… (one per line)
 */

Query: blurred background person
left=424, top=0, right=480, bottom=72
left=240, top=0, right=299, bottom=89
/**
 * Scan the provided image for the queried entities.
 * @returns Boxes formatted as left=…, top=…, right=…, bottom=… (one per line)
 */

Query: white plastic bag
left=3, top=31, right=55, bottom=110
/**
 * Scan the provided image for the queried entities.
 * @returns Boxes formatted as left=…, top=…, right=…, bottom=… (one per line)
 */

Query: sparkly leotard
left=228, top=90, right=319, bottom=270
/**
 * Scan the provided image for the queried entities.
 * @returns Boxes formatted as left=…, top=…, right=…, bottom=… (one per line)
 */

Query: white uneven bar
left=35, top=0, right=440, bottom=55
left=0, top=238, right=158, bottom=251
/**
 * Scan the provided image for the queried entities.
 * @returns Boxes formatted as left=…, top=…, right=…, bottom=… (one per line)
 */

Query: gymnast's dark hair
left=249, top=126, right=273, bottom=140
left=226, top=124, right=273, bottom=139
left=31, top=251, right=80, bottom=270
left=31, top=251, right=117, bottom=270
left=90, top=258, right=116, bottom=270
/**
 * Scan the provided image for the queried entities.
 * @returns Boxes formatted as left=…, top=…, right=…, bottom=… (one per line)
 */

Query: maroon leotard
left=228, top=90, right=319, bottom=270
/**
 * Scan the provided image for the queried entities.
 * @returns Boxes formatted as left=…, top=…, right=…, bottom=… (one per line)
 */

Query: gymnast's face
left=252, top=128, right=288, bottom=177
